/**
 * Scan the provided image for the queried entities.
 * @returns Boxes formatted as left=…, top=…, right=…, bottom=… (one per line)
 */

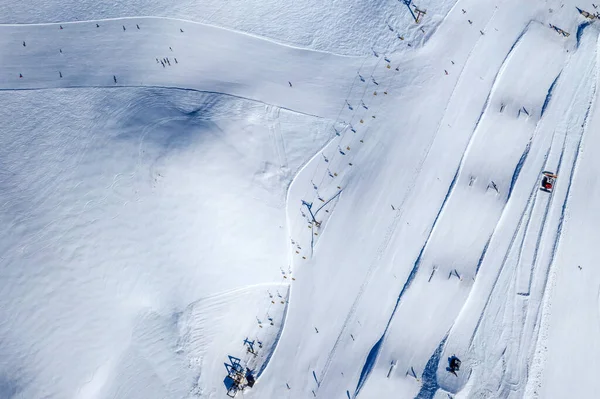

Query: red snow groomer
left=540, top=171, right=557, bottom=193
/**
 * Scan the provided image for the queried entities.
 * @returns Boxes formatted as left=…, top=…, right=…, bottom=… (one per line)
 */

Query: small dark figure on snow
left=59, top=71, right=62, bottom=78
left=136, top=24, right=140, bottom=29
left=113, top=75, right=117, bottom=83
left=491, top=181, right=498, bottom=193
left=169, top=46, right=173, bottom=51
left=288, top=81, right=292, bottom=87
left=447, top=355, right=461, bottom=376
left=468, top=20, right=473, bottom=24
left=59, top=48, right=62, bottom=53
left=174, top=58, right=178, bottom=63
left=22, top=41, right=26, bottom=47
left=19, top=73, right=23, bottom=78
left=60, top=25, right=63, bottom=30
left=96, top=23, right=100, bottom=28
left=180, top=28, right=184, bottom=32
left=123, top=25, right=126, bottom=31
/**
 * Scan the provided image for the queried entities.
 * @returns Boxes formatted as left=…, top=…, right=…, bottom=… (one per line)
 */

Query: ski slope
left=1, top=0, right=600, bottom=398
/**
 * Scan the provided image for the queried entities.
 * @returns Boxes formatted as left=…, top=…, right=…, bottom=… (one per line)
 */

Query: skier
left=113, top=75, right=117, bottom=83
left=288, top=81, right=292, bottom=87
left=59, top=71, right=62, bottom=78
left=96, top=23, right=100, bottom=28
left=22, top=41, right=26, bottom=47
left=136, top=24, right=140, bottom=29
left=447, top=355, right=461, bottom=376
left=174, top=58, right=178, bottom=63
left=123, top=25, right=126, bottom=31
left=60, top=25, right=63, bottom=30
left=180, top=28, right=184, bottom=32
left=19, top=73, right=23, bottom=78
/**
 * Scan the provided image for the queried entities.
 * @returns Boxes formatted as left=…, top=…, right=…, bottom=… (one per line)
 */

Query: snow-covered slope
left=0, top=0, right=456, bottom=55
left=1, top=0, right=600, bottom=398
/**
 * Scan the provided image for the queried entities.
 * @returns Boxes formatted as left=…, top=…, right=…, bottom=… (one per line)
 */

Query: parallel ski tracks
left=317, top=6, right=505, bottom=389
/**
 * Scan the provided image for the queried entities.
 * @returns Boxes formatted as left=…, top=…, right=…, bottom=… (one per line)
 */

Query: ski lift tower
left=402, top=0, right=418, bottom=22
left=301, top=200, right=321, bottom=227
left=414, top=6, right=426, bottom=23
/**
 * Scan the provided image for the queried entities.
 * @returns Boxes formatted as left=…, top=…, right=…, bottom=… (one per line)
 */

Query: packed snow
left=1, top=0, right=599, bottom=398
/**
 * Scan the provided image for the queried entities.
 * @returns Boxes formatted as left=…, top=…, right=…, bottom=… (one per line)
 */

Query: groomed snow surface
left=0, top=0, right=598, bottom=398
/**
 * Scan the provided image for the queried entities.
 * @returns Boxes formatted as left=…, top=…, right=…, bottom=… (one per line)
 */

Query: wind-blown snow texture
left=0, top=0, right=598, bottom=398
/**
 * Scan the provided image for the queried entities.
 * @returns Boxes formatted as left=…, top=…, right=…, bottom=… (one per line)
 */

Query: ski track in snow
left=443, top=23, right=599, bottom=398
left=354, top=13, right=550, bottom=398
left=0, top=85, right=326, bottom=120
left=0, top=16, right=368, bottom=58
left=316, top=4, right=505, bottom=390
left=525, top=26, right=600, bottom=397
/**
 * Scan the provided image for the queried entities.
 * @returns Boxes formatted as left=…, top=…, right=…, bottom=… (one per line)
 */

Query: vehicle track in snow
left=440, top=25, right=599, bottom=398
left=525, top=31, right=600, bottom=397
left=351, top=17, right=553, bottom=398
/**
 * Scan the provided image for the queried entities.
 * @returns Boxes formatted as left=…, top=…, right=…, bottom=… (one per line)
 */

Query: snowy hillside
left=1, top=0, right=599, bottom=398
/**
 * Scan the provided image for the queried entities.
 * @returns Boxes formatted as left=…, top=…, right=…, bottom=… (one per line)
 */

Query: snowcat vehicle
left=540, top=171, right=557, bottom=193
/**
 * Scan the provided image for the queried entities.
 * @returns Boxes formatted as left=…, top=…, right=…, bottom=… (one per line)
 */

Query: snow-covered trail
left=439, top=23, right=599, bottom=399
left=2, top=0, right=600, bottom=397
left=0, top=0, right=460, bottom=56
left=358, top=19, right=566, bottom=398
left=530, top=21, right=600, bottom=399
left=255, top=1, right=600, bottom=399
left=0, top=17, right=366, bottom=119
left=253, top=0, right=561, bottom=398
